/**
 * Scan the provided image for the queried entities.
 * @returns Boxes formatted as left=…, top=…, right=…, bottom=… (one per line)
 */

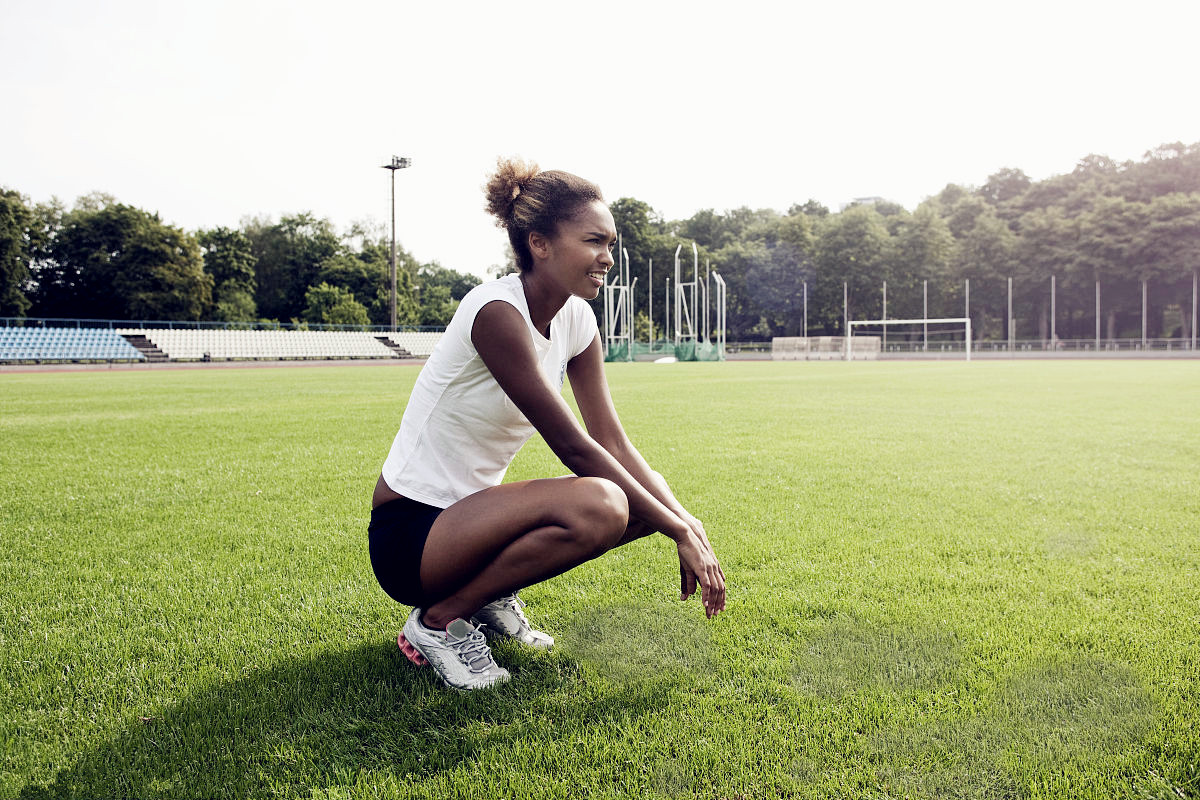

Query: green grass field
left=2, top=360, right=1198, bottom=799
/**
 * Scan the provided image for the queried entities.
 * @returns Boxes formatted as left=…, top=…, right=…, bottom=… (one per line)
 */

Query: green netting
left=696, top=339, right=723, bottom=361
left=632, top=341, right=674, bottom=357
left=605, top=339, right=724, bottom=362
left=674, top=339, right=724, bottom=361
left=604, top=342, right=630, bottom=361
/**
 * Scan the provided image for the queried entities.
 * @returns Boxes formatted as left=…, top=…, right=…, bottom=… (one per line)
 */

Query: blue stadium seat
left=0, top=327, right=145, bottom=362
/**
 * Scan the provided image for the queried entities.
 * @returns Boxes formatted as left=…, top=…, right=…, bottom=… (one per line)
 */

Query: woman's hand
left=675, top=514, right=725, bottom=618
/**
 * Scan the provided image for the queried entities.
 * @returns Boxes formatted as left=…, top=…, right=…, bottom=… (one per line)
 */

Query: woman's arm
left=473, top=302, right=724, bottom=616
left=566, top=334, right=687, bottom=516
left=565, top=333, right=725, bottom=607
left=472, top=301, right=688, bottom=542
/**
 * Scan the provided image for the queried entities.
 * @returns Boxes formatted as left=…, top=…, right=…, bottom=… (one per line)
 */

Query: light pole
left=381, top=156, right=412, bottom=331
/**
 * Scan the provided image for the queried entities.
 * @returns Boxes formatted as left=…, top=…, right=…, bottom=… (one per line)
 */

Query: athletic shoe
left=472, top=594, right=554, bottom=650
left=399, top=608, right=511, bottom=690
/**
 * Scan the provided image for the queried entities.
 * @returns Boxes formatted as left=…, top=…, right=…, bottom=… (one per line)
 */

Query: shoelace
left=448, top=628, right=497, bottom=674
left=502, top=595, right=531, bottom=628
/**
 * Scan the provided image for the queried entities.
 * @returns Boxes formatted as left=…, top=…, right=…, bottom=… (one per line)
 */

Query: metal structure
left=673, top=243, right=701, bottom=346
left=381, top=156, right=412, bottom=331
left=803, top=281, right=809, bottom=339
left=711, top=270, right=727, bottom=355
left=1051, top=274, right=1057, bottom=347
left=1008, top=276, right=1014, bottom=350
left=647, top=258, right=653, bottom=346
left=603, top=241, right=636, bottom=361
left=670, top=242, right=727, bottom=359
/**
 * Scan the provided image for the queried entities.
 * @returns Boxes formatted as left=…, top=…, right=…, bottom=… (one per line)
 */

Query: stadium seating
left=1, top=325, right=446, bottom=363
left=380, top=331, right=443, bottom=358
left=0, top=327, right=145, bottom=362
left=770, top=336, right=880, bottom=361
left=114, top=328, right=426, bottom=361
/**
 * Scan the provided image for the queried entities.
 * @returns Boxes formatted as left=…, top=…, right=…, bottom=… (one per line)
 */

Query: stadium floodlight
left=381, top=156, right=413, bottom=332
left=847, top=317, right=972, bottom=361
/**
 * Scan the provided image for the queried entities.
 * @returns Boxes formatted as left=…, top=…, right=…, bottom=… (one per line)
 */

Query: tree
left=416, top=262, right=481, bottom=302
left=933, top=183, right=971, bottom=208
left=788, top=199, right=829, bottom=218
left=706, top=211, right=815, bottom=338
left=607, top=197, right=676, bottom=336
left=414, top=262, right=480, bottom=326
left=1143, top=193, right=1200, bottom=339
left=678, top=207, right=776, bottom=252
left=34, top=200, right=211, bottom=320
left=319, top=253, right=392, bottom=325
left=1074, top=194, right=1200, bottom=340
left=198, top=227, right=257, bottom=322
left=812, top=205, right=891, bottom=331
left=329, top=225, right=420, bottom=326
left=244, top=213, right=341, bottom=321
left=718, top=238, right=809, bottom=337
left=302, top=282, right=369, bottom=327
left=888, top=204, right=957, bottom=321
left=0, top=189, right=33, bottom=317
left=633, top=310, right=659, bottom=342
left=979, top=168, right=1032, bottom=207
left=1018, top=207, right=1081, bottom=341
left=1119, top=142, right=1200, bottom=200
left=416, top=283, right=458, bottom=326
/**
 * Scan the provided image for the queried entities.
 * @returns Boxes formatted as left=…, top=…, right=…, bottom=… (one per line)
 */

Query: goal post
left=847, top=317, right=972, bottom=361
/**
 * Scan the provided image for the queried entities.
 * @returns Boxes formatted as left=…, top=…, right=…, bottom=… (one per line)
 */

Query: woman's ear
left=528, top=230, right=552, bottom=263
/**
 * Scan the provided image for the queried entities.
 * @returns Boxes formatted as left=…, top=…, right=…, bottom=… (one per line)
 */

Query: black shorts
left=368, top=495, right=443, bottom=608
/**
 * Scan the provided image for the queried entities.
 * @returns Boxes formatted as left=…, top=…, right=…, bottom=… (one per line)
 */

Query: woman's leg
left=419, top=476, right=630, bottom=629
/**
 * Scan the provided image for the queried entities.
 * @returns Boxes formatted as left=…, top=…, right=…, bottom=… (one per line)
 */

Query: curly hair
left=484, top=157, right=604, bottom=272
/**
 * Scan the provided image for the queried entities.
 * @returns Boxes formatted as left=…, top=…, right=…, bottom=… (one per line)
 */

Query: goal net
left=847, top=317, right=972, bottom=361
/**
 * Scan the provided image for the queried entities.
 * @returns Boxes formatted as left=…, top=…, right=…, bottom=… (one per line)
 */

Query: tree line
left=608, top=141, right=1200, bottom=342
left=0, top=193, right=481, bottom=327
left=3, top=141, right=1198, bottom=340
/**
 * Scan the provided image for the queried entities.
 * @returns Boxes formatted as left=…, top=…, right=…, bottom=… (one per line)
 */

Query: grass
left=2, top=360, right=1198, bottom=799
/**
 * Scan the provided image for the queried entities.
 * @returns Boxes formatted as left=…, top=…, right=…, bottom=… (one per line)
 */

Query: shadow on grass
left=18, top=637, right=666, bottom=799
left=791, top=614, right=964, bottom=697
left=868, top=657, right=1158, bottom=798
left=564, top=601, right=716, bottom=686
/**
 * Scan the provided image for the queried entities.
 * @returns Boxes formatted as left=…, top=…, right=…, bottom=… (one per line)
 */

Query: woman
left=369, top=158, right=725, bottom=690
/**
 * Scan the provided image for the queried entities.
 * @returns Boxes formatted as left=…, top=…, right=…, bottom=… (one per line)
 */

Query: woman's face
left=536, top=200, right=617, bottom=300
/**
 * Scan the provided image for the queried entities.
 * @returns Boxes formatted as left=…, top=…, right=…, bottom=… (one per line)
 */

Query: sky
left=4, top=0, right=1199, bottom=279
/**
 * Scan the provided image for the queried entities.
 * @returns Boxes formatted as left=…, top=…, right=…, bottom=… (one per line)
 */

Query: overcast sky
left=4, top=0, right=1198, bottom=279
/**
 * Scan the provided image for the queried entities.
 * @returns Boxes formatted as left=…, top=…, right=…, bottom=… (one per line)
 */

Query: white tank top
left=380, top=274, right=599, bottom=508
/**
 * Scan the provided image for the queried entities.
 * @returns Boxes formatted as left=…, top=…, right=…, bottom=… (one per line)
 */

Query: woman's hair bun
left=482, top=156, right=603, bottom=272
left=484, top=157, right=540, bottom=228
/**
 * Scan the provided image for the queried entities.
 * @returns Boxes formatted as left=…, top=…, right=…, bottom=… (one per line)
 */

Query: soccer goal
left=846, top=317, right=972, bottom=361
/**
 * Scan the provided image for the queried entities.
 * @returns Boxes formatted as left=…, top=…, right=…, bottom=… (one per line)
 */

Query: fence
left=0, top=316, right=446, bottom=333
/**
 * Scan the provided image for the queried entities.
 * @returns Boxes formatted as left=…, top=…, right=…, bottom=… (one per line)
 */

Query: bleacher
left=117, top=329, right=402, bottom=361
left=1, top=324, right=447, bottom=364
left=771, top=336, right=880, bottom=360
left=380, top=331, right=443, bottom=358
left=0, top=327, right=145, bottom=362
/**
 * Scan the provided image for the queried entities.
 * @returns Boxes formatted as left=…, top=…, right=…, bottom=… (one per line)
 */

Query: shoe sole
left=397, top=632, right=429, bottom=666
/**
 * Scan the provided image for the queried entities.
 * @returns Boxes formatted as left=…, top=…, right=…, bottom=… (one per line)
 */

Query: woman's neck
left=519, top=271, right=569, bottom=338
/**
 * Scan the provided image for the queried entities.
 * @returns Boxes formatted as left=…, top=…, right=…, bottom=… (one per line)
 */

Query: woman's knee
left=567, top=477, right=629, bottom=553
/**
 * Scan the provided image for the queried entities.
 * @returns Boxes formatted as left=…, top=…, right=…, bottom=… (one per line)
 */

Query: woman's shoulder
left=468, top=273, right=521, bottom=297
left=457, top=274, right=522, bottom=312
left=453, top=274, right=524, bottom=318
